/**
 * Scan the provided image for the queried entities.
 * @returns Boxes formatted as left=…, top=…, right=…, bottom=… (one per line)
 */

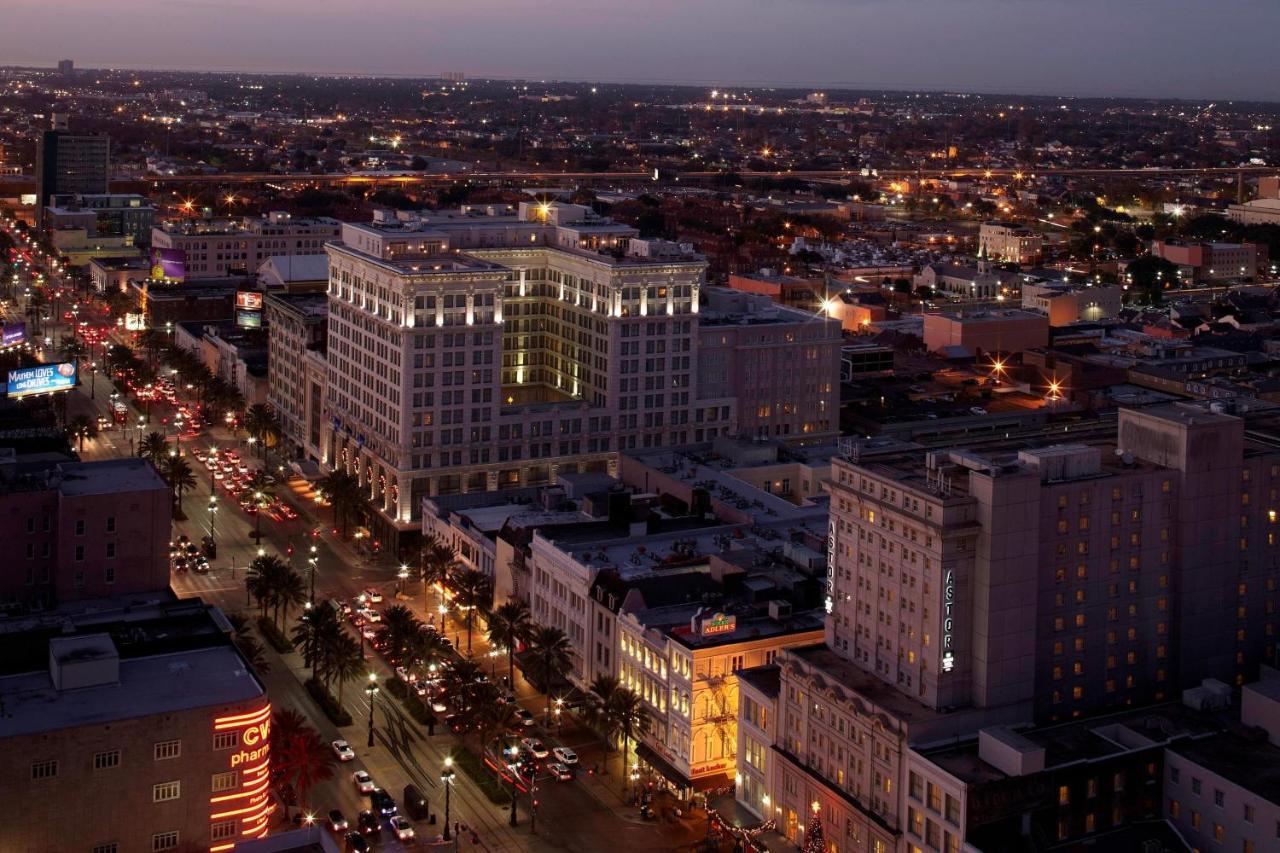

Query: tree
left=525, top=625, right=573, bottom=725
left=317, top=469, right=365, bottom=538
left=803, top=807, right=825, bottom=853
left=138, top=431, right=169, bottom=465
left=585, top=675, right=622, bottom=772
left=475, top=687, right=519, bottom=751
left=608, top=687, right=649, bottom=796
left=406, top=627, right=451, bottom=677
left=272, top=711, right=336, bottom=818
left=486, top=599, right=533, bottom=686
left=161, top=454, right=197, bottom=516
left=67, top=414, right=96, bottom=452
left=274, top=566, right=307, bottom=634
left=1125, top=255, right=1181, bottom=305
left=59, top=335, right=87, bottom=364
left=325, top=633, right=365, bottom=705
left=243, top=403, right=281, bottom=457
left=246, top=554, right=289, bottom=621
left=418, top=533, right=455, bottom=593
left=226, top=613, right=271, bottom=675
left=450, top=567, right=491, bottom=655
left=377, top=605, right=422, bottom=666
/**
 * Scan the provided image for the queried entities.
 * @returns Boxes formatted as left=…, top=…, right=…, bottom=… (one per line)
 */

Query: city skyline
left=4, top=0, right=1280, bottom=101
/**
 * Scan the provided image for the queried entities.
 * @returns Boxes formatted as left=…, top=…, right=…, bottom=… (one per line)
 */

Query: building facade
left=978, top=222, right=1043, bottom=266
left=35, top=128, right=109, bottom=226
left=151, top=213, right=339, bottom=279
left=264, top=293, right=328, bottom=459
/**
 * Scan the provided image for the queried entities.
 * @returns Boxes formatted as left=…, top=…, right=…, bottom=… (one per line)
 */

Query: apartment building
left=151, top=212, right=339, bottom=279
left=978, top=222, right=1043, bottom=266
left=264, top=293, right=328, bottom=459
left=1149, top=239, right=1268, bottom=283
left=0, top=595, right=271, bottom=853
left=46, top=193, right=154, bottom=247
left=35, top=125, right=109, bottom=227
left=0, top=455, right=171, bottom=611
left=1021, top=281, right=1123, bottom=326
left=321, top=202, right=840, bottom=548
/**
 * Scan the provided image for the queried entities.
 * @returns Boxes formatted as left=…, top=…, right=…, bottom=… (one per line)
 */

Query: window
left=75, top=519, right=85, bottom=536
left=213, top=730, right=238, bottom=751
left=211, top=820, right=237, bottom=842
left=93, top=750, right=120, bottom=770
left=92, top=845, right=118, bottom=853
left=212, top=771, right=239, bottom=792
left=31, top=759, right=58, bottom=779
left=1215, top=789, right=1225, bottom=807
left=1192, top=777, right=1202, bottom=795
left=106, top=516, right=116, bottom=533
left=152, top=832, right=179, bottom=851
left=153, top=740, right=181, bottom=761
left=1058, top=785, right=1070, bottom=805
left=152, top=781, right=181, bottom=802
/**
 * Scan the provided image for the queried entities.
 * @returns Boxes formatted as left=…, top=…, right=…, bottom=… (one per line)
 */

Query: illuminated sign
left=942, top=569, right=956, bottom=673
left=235, top=291, right=263, bottom=311
left=825, top=518, right=836, bottom=613
left=151, top=247, right=186, bottom=281
left=124, top=312, right=147, bottom=331
left=700, top=612, right=736, bottom=636
left=236, top=309, right=262, bottom=329
left=7, top=362, right=77, bottom=398
left=1, top=322, right=25, bottom=349
left=210, top=702, right=273, bottom=851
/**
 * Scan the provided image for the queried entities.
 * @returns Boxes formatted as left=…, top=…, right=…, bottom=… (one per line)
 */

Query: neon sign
left=941, top=569, right=956, bottom=673
left=210, top=702, right=273, bottom=851
left=701, top=612, right=737, bottom=636
left=825, top=518, right=836, bottom=613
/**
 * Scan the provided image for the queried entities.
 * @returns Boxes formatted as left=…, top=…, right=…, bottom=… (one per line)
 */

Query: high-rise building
left=57, top=58, right=74, bottom=75
left=321, top=202, right=840, bottom=548
left=736, top=402, right=1280, bottom=848
left=264, top=293, right=328, bottom=460
left=0, top=594, right=271, bottom=853
left=0, top=454, right=172, bottom=612
left=34, top=121, right=109, bottom=227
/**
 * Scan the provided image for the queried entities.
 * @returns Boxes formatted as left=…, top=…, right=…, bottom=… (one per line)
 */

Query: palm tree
left=475, top=689, right=519, bottom=751
left=608, top=686, right=649, bottom=795
left=226, top=613, right=271, bottom=675
left=450, top=567, right=491, bottom=655
left=486, top=599, right=533, bottom=686
left=274, top=567, right=307, bottom=634
left=138, top=431, right=169, bottom=465
left=246, top=554, right=289, bottom=621
left=272, top=714, right=336, bottom=819
left=317, top=469, right=366, bottom=538
left=161, top=453, right=197, bottom=516
left=243, top=403, right=281, bottom=458
left=407, top=627, right=450, bottom=677
left=292, top=603, right=339, bottom=673
left=586, top=674, right=622, bottom=772
left=377, top=605, right=422, bottom=667
left=59, top=335, right=87, bottom=365
left=67, top=414, right=96, bottom=452
left=418, top=533, right=455, bottom=594
left=325, top=633, right=365, bottom=706
left=526, top=625, right=573, bottom=725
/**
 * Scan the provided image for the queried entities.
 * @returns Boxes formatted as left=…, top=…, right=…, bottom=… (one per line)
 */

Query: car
left=356, top=810, right=380, bottom=836
left=364, top=588, right=383, bottom=603
left=547, top=762, right=574, bottom=781
left=358, top=608, right=381, bottom=623
left=431, top=697, right=448, bottom=713
left=362, top=626, right=377, bottom=641
left=413, top=679, right=430, bottom=696
left=521, top=738, right=549, bottom=759
left=328, top=809, right=349, bottom=831
left=352, top=770, right=376, bottom=794
left=332, top=739, right=356, bottom=762
left=552, top=746, right=578, bottom=765
left=445, top=714, right=469, bottom=734
left=390, top=815, right=415, bottom=840
left=193, top=558, right=210, bottom=574
left=344, top=830, right=369, bottom=852
left=371, top=788, right=398, bottom=817
left=517, top=709, right=536, bottom=727
left=394, top=665, right=409, bottom=681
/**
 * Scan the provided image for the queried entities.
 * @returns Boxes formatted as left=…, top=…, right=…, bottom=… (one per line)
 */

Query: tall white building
left=321, top=203, right=840, bottom=548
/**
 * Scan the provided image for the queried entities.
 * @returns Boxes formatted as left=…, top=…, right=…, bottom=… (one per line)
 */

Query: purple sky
left=6, top=0, right=1278, bottom=101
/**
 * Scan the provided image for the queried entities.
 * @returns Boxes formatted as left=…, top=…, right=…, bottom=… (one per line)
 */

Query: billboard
left=235, top=291, right=264, bottom=311
left=124, top=312, right=148, bottom=331
left=150, top=247, right=186, bottom=282
left=236, top=309, right=262, bottom=329
left=7, top=362, right=77, bottom=398
left=1, top=322, right=25, bottom=349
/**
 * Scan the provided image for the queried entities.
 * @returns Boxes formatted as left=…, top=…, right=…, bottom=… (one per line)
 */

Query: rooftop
left=738, top=663, right=782, bottom=699
left=54, top=457, right=167, bottom=497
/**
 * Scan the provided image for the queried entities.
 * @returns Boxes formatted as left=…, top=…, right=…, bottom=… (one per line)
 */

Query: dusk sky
left=5, top=0, right=1278, bottom=101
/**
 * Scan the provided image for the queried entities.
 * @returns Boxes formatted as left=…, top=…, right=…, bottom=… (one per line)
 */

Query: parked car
left=552, top=747, right=578, bottom=765
left=332, top=739, right=356, bottom=762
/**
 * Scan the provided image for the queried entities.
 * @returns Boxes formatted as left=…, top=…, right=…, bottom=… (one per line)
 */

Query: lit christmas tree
left=803, top=802, right=825, bottom=853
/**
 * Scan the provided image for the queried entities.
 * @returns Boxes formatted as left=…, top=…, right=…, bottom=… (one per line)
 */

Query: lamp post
left=252, top=490, right=263, bottom=542
left=89, top=362, right=97, bottom=399
left=506, top=746, right=519, bottom=826
left=357, top=594, right=368, bottom=658
left=308, top=543, right=318, bottom=605
left=397, top=563, right=409, bottom=596
left=554, top=697, right=563, bottom=732
left=441, top=757, right=455, bottom=840
left=208, top=495, right=217, bottom=544
left=365, top=673, right=379, bottom=748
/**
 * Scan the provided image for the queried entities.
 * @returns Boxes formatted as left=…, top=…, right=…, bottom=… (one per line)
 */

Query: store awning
left=635, top=741, right=693, bottom=790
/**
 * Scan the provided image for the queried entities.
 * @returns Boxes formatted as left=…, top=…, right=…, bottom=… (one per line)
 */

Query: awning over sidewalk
left=636, top=741, right=693, bottom=790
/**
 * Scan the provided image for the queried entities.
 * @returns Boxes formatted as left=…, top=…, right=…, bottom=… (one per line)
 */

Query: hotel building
left=321, top=202, right=840, bottom=548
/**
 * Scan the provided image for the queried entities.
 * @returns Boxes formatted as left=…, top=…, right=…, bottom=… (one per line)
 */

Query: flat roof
left=55, top=457, right=167, bottom=496
left=0, top=645, right=263, bottom=737
left=738, top=663, right=782, bottom=698
left=1169, top=733, right=1280, bottom=807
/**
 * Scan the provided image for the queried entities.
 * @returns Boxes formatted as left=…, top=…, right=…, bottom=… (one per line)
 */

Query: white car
left=547, top=762, right=574, bottom=781
left=332, top=739, right=356, bottom=762
left=552, top=746, right=578, bottom=765
left=364, top=589, right=384, bottom=603
left=521, top=738, right=549, bottom=759
left=352, top=770, right=376, bottom=794
left=431, top=698, right=448, bottom=713
left=390, top=815, right=414, bottom=841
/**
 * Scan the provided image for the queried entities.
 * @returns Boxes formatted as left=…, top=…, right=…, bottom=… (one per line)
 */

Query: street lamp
left=365, top=673, right=379, bottom=748
left=554, top=697, right=563, bottom=732
left=357, top=594, right=369, bottom=658
left=505, top=745, right=520, bottom=826
left=308, top=543, right=318, bottom=605
left=441, top=757, right=455, bottom=840
left=252, top=490, right=263, bottom=542
left=208, top=495, right=217, bottom=544
left=397, top=563, right=409, bottom=596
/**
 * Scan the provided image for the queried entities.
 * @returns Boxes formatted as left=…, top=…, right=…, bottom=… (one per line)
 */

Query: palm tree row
left=245, top=554, right=307, bottom=634
left=291, top=603, right=365, bottom=705
left=585, top=674, right=650, bottom=793
left=449, top=565, right=492, bottom=655
left=486, top=598, right=533, bottom=686
left=316, top=469, right=367, bottom=539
